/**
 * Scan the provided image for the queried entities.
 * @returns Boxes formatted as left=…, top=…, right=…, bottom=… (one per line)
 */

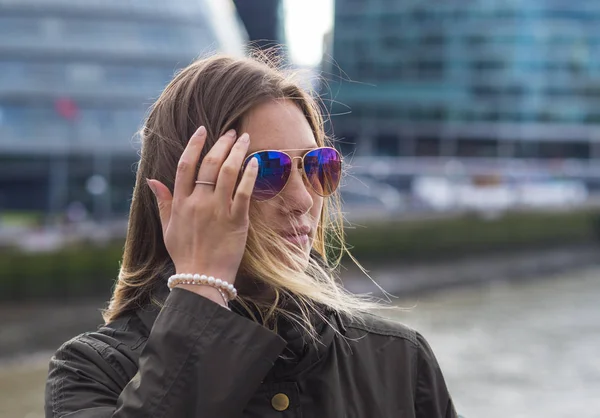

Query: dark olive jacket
left=45, top=287, right=458, bottom=417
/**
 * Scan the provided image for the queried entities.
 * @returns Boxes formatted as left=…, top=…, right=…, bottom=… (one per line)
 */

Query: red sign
left=54, top=97, right=79, bottom=121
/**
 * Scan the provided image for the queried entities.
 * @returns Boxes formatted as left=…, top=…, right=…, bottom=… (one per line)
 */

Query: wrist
left=175, top=284, right=230, bottom=309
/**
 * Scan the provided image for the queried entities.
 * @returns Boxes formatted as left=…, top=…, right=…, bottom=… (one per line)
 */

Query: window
left=356, top=61, right=374, bottom=80
left=67, top=64, right=102, bottom=85
left=536, top=110, right=561, bottom=123
left=415, top=60, right=444, bottom=79
left=538, top=142, right=590, bottom=160
left=415, top=136, right=440, bottom=157
left=411, top=6, right=431, bottom=23
left=456, top=139, right=498, bottom=158
left=471, top=85, right=501, bottom=98
left=0, top=17, right=40, bottom=37
left=505, top=85, right=525, bottom=98
left=0, top=61, right=26, bottom=85
left=408, top=107, right=427, bottom=122
left=104, top=65, right=173, bottom=90
left=0, top=104, right=68, bottom=141
left=374, top=64, right=398, bottom=81
left=543, top=87, right=571, bottom=98
left=470, top=59, right=506, bottom=72
left=584, top=112, right=600, bottom=123
left=514, top=141, right=540, bottom=158
left=112, top=109, right=145, bottom=135
left=336, top=134, right=356, bottom=157
left=582, top=85, right=600, bottom=99
left=466, top=34, right=487, bottom=47
left=425, top=106, right=448, bottom=121
left=381, top=35, right=404, bottom=50
left=375, top=134, right=399, bottom=156
left=420, top=34, right=446, bottom=47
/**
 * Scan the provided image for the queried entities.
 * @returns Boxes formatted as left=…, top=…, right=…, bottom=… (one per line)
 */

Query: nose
left=279, top=159, right=313, bottom=215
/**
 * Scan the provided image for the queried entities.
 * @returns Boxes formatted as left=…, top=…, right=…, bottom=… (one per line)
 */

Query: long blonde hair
left=103, top=52, right=380, bottom=335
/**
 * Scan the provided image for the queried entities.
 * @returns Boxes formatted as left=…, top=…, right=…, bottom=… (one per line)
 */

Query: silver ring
left=195, top=180, right=216, bottom=186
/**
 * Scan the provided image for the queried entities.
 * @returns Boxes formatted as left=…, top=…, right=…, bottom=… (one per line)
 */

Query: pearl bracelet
left=167, top=273, right=238, bottom=301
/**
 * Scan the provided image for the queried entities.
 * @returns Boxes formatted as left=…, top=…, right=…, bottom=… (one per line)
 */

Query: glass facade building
left=328, top=1, right=600, bottom=164
left=233, top=0, right=285, bottom=51
left=0, top=0, right=246, bottom=215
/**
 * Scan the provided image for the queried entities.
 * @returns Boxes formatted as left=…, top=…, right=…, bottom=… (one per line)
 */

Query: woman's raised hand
left=146, top=127, right=258, bottom=294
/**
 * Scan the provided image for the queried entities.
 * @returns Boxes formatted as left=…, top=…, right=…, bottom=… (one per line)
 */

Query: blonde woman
left=45, top=54, right=457, bottom=417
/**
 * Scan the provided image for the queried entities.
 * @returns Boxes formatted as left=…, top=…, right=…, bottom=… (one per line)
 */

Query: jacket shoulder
left=343, top=312, right=419, bottom=346
left=45, top=313, right=147, bottom=417
left=51, top=312, right=147, bottom=381
left=78, top=311, right=148, bottom=353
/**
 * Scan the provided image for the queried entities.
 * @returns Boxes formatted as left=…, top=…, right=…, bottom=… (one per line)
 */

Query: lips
left=284, top=233, right=309, bottom=246
left=281, top=225, right=311, bottom=246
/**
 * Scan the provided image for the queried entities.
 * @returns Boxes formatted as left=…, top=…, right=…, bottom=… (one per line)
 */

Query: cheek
left=249, top=194, right=323, bottom=222
left=310, top=196, right=324, bottom=220
left=250, top=202, right=277, bottom=222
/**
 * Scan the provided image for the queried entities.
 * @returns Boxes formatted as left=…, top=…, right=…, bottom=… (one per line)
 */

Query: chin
left=282, top=239, right=312, bottom=270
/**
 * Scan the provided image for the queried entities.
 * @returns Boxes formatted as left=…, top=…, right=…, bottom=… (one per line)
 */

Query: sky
left=284, top=0, right=334, bottom=66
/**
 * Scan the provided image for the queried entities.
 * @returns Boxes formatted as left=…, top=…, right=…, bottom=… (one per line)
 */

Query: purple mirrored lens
left=249, top=151, right=292, bottom=201
left=303, top=148, right=342, bottom=196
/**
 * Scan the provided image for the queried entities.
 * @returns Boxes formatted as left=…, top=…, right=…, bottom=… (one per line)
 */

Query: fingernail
left=146, top=178, right=157, bottom=195
left=195, top=126, right=206, bottom=136
left=225, top=129, right=236, bottom=137
left=238, top=133, right=249, bottom=143
left=249, top=157, right=258, bottom=167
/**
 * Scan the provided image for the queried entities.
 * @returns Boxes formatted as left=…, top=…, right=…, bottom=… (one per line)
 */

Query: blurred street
left=2, top=267, right=599, bottom=418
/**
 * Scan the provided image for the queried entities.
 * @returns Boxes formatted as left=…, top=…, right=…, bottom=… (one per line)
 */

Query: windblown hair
left=103, top=52, right=380, bottom=336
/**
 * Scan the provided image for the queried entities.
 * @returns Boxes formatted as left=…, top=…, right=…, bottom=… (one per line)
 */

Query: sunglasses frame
left=243, top=146, right=343, bottom=202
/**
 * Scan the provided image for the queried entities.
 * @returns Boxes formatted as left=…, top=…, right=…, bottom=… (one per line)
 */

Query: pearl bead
left=167, top=274, right=237, bottom=299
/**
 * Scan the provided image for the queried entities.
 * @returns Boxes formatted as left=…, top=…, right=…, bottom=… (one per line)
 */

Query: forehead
left=242, top=99, right=318, bottom=155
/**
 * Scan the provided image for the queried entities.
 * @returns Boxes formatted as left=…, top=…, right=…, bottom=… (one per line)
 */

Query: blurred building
left=0, top=0, right=246, bottom=217
left=328, top=1, right=600, bottom=169
left=233, top=0, right=285, bottom=51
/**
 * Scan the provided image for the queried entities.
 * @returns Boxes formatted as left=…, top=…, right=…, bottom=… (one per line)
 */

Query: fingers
left=231, top=157, right=258, bottom=220
left=147, top=179, right=173, bottom=236
left=215, top=133, right=251, bottom=201
left=195, top=129, right=238, bottom=186
left=173, top=126, right=207, bottom=199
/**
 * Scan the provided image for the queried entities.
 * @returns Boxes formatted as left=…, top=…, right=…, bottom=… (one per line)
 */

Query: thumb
left=146, top=179, right=173, bottom=234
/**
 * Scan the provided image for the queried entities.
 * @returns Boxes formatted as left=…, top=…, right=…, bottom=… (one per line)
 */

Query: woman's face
left=242, top=99, right=323, bottom=260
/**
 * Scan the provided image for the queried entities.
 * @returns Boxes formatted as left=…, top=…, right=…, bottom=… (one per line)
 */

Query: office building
left=233, top=0, right=285, bottom=51
left=328, top=1, right=600, bottom=165
left=0, top=0, right=246, bottom=216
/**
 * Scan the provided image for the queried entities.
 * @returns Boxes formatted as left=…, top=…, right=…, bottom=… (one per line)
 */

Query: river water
left=1, top=268, right=599, bottom=418
left=388, top=267, right=600, bottom=418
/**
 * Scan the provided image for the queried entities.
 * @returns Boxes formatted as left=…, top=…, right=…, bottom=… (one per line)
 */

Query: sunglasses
left=242, top=147, right=342, bottom=201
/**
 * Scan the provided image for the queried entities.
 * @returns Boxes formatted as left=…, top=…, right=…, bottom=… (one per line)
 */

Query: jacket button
left=271, top=393, right=290, bottom=411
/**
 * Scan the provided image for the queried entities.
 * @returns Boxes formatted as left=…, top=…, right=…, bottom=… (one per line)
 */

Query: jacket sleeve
left=414, top=332, right=458, bottom=418
left=45, top=288, right=287, bottom=418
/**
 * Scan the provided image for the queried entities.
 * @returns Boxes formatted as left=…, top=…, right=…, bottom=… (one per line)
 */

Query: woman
left=45, top=54, right=458, bottom=417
